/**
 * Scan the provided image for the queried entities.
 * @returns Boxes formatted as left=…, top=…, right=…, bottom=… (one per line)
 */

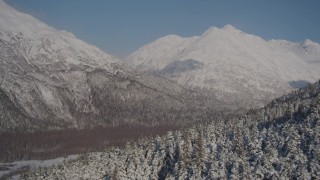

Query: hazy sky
left=5, top=0, right=320, bottom=57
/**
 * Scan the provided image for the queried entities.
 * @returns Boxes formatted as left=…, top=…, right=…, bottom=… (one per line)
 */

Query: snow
left=0, top=0, right=121, bottom=123
left=0, top=0, right=118, bottom=68
left=128, top=34, right=198, bottom=71
left=0, top=155, right=79, bottom=179
left=127, top=24, right=320, bottom=106
left=24, top=83, right=320, bottom=179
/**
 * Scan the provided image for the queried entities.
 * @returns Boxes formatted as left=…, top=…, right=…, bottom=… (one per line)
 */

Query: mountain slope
left=24, top=80, right=320, bottom=179
left=127, top=25, right=320, bottom=107
left=0, top=0, right=223, bottom=132
left=0, top=89, right=35, bottom=132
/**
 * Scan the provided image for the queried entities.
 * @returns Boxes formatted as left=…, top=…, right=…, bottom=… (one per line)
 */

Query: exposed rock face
left=127, top=25, right=320, bottom=107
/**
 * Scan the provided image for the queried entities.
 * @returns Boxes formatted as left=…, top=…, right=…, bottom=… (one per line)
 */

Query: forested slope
left=23, top=80, right=320, bottom=179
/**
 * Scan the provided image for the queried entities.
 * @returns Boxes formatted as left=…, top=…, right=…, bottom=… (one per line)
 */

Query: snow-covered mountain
left=0, top=0, right=221, bottom=132
left=0, top=0, right=117, bottom=124
left=127, top=25, right=320, bottom=107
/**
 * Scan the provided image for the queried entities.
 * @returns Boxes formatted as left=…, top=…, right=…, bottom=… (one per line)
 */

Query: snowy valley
left=24, top=80, right=320, bottom=179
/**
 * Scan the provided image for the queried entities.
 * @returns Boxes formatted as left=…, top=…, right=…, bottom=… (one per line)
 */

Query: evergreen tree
left=194, top=129, right=206, bottom=176
left=112, top=165, right=119, bottom=180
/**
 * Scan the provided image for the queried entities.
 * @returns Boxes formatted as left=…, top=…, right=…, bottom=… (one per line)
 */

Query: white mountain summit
left=127, top=25, right=320, bottom=107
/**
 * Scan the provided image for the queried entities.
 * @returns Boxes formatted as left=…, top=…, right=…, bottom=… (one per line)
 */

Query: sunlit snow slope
left=128, top=25, right=320, bottom=107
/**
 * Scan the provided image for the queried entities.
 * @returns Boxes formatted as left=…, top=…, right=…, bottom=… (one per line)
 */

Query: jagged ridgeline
left=24, top=80, right=320, bottom=179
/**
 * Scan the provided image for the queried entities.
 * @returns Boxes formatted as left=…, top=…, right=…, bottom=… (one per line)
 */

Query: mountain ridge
left=0, top=1, right=226, bottom=132
left=127, top=25, right=320, bottom=107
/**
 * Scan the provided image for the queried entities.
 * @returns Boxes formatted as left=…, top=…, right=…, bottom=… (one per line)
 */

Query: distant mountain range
left=1, top=0, right=320, bottom=132
left=0, top=0, right=222, bottom=132
left=127, top=25, right=320, bottom=107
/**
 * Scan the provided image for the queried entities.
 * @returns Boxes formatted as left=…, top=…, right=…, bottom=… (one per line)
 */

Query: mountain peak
left=202, top=25, right=242, bottom=37
left=0, top=0, right=52, bottom=34
left=128, top=25, right=320, bottom=107
left=299, top=39, right=320, bottom=55
left=304, top=38, right=312, bottom=43
left=0, top=0, right=9, bottom=8
left=148, top=34, right=185, bottom=48
left=222, top=24, right=244, bottom=34
left=160, top=34, right=183, bottom=41
left=222, top=24, right=237, bottom=31
left=300, top=39, right=320, bottom=49
left=302, top=39, right=316, bottom=46
left=202, top=26, right=220, bottom=36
